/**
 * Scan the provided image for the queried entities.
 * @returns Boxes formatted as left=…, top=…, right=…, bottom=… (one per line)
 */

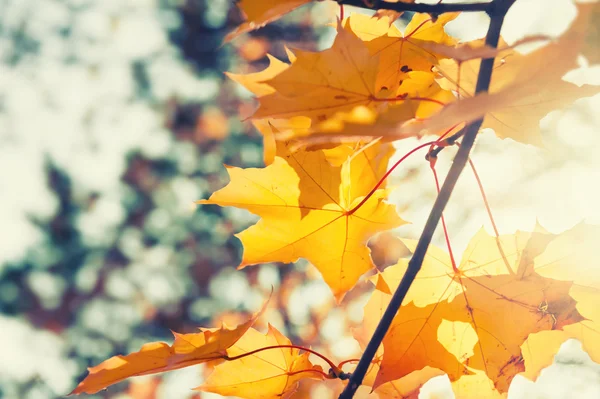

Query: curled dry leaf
left=198, top=140, right=405, bottom=300
left=70, top=299, right=269, bottom=394
left=198, top=325, right=324, bottom=399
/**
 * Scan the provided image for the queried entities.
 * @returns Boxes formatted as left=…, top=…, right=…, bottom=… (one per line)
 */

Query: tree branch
left=338, top=1, right=514, bottom=398
left=336, top=0, right=492, bottom=14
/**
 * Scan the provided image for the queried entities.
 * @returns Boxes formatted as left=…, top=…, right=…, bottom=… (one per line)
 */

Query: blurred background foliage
left=0, top=0, right=360, bottom=398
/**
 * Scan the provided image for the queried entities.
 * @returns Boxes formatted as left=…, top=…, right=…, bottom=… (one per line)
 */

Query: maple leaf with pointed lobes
left=70, top=300, right=268, bottom=395
left=298, top=71, right=454, bottom=144
left=198, top=325, right=324, bottom=399
left=360, top=288, right=472, bottom=390
left=253, top=19, right=386, bottom=122
left=351, top=276, right=444, bottom=399
left=225, top=0, right=312, bottom=43
left=226, top=54, right=290, bottom=98
left=226, top=53, right=312, bottom=164
left=364, top=228, right=585, bottom=393
left=519, top=223, right=600, bottom=384
left=435, top=2, right=600, bottom=146
left=348, top=12, right=459, bottom=94
left=198, top=140, right=405, bottom=300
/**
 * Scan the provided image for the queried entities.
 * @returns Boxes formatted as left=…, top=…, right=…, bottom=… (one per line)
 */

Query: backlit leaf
left=198, top=325, right=324, bottom=399
left=198, top=141, right=405, bottom=300
left=70, top=300, right=268, bottom=394
left=367, top=228, right=585, bottom=392
left=436, top=3, right=600, bottom=145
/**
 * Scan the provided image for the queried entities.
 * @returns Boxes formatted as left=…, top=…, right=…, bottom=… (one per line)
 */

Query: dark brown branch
left=336, top=0, right=492, bottom=14
left=338, top=1, right=515, bottom=398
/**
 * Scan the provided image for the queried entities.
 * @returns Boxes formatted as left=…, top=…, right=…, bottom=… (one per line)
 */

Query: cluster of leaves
left=72, top=0, right=600, bottom=398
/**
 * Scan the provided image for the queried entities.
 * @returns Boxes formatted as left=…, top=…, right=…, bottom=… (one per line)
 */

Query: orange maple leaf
left=198, top=139, right=405, bottom=300
left=362, top=228, right=585, bottom=393
left=70, top=300, right=267, bottom=394
left=198, top=325, right=324, bottom=399
left=225, top=0, right=312, bottom=43
left=361, top=350, right=441, bottom=399
left=359, top=286, right=471, bottom=390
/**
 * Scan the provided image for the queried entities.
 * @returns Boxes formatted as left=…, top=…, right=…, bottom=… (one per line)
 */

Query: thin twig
left=337, top=0, right=492, bottom=14
left=468, top=158, right=515, bottom=275
left=338, top=1, right=514, bottom=397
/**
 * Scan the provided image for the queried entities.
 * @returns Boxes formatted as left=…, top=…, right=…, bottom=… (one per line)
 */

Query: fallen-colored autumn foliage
left=72, top=0, right=600, bottom=398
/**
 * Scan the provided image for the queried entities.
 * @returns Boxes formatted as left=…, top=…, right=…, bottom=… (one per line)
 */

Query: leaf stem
left=347, top=140, right=436, bottom=216
left=430, top=162, right=458, bottom=272
left=338, top=358, right=360, bottom=368
left=467, top=158, right=498, bottom=237
left=468, top=158, right=515, bottom=275
left=370, top=96, right=447, bottom=107
left=338, top=1, right=513, bottom=397
left=287, top=368, right=331, bottom=379
left=224, top=344, right=339, bottom=374
left=337, top=0, right=492, bottom=14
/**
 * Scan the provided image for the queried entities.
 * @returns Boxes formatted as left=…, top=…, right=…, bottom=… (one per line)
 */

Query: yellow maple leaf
left=198, top=140, right=405, bottom=300
left=348, top=12, right=459, bottom=94
left=198, top=325, right=323, bottom=399
left=230, top=14, right=458, bottom=143
left=227, top=54, right=291, bottom=97
left=70, top=300, right=268, bottom=394
left=519, top=223, right=600, bottom=383
left=225, top=0, right=312, bottom=43
left=253, top=19, right=385, bottom=122
left=364, top=228, right=585, bottom=393
left=300, top=72, right=455, bottom=144
left=435, top=3, right=600, bottom=146
left=226, top=53, right=312, bottom=164
left=451, top=370, right=506, bottom=399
